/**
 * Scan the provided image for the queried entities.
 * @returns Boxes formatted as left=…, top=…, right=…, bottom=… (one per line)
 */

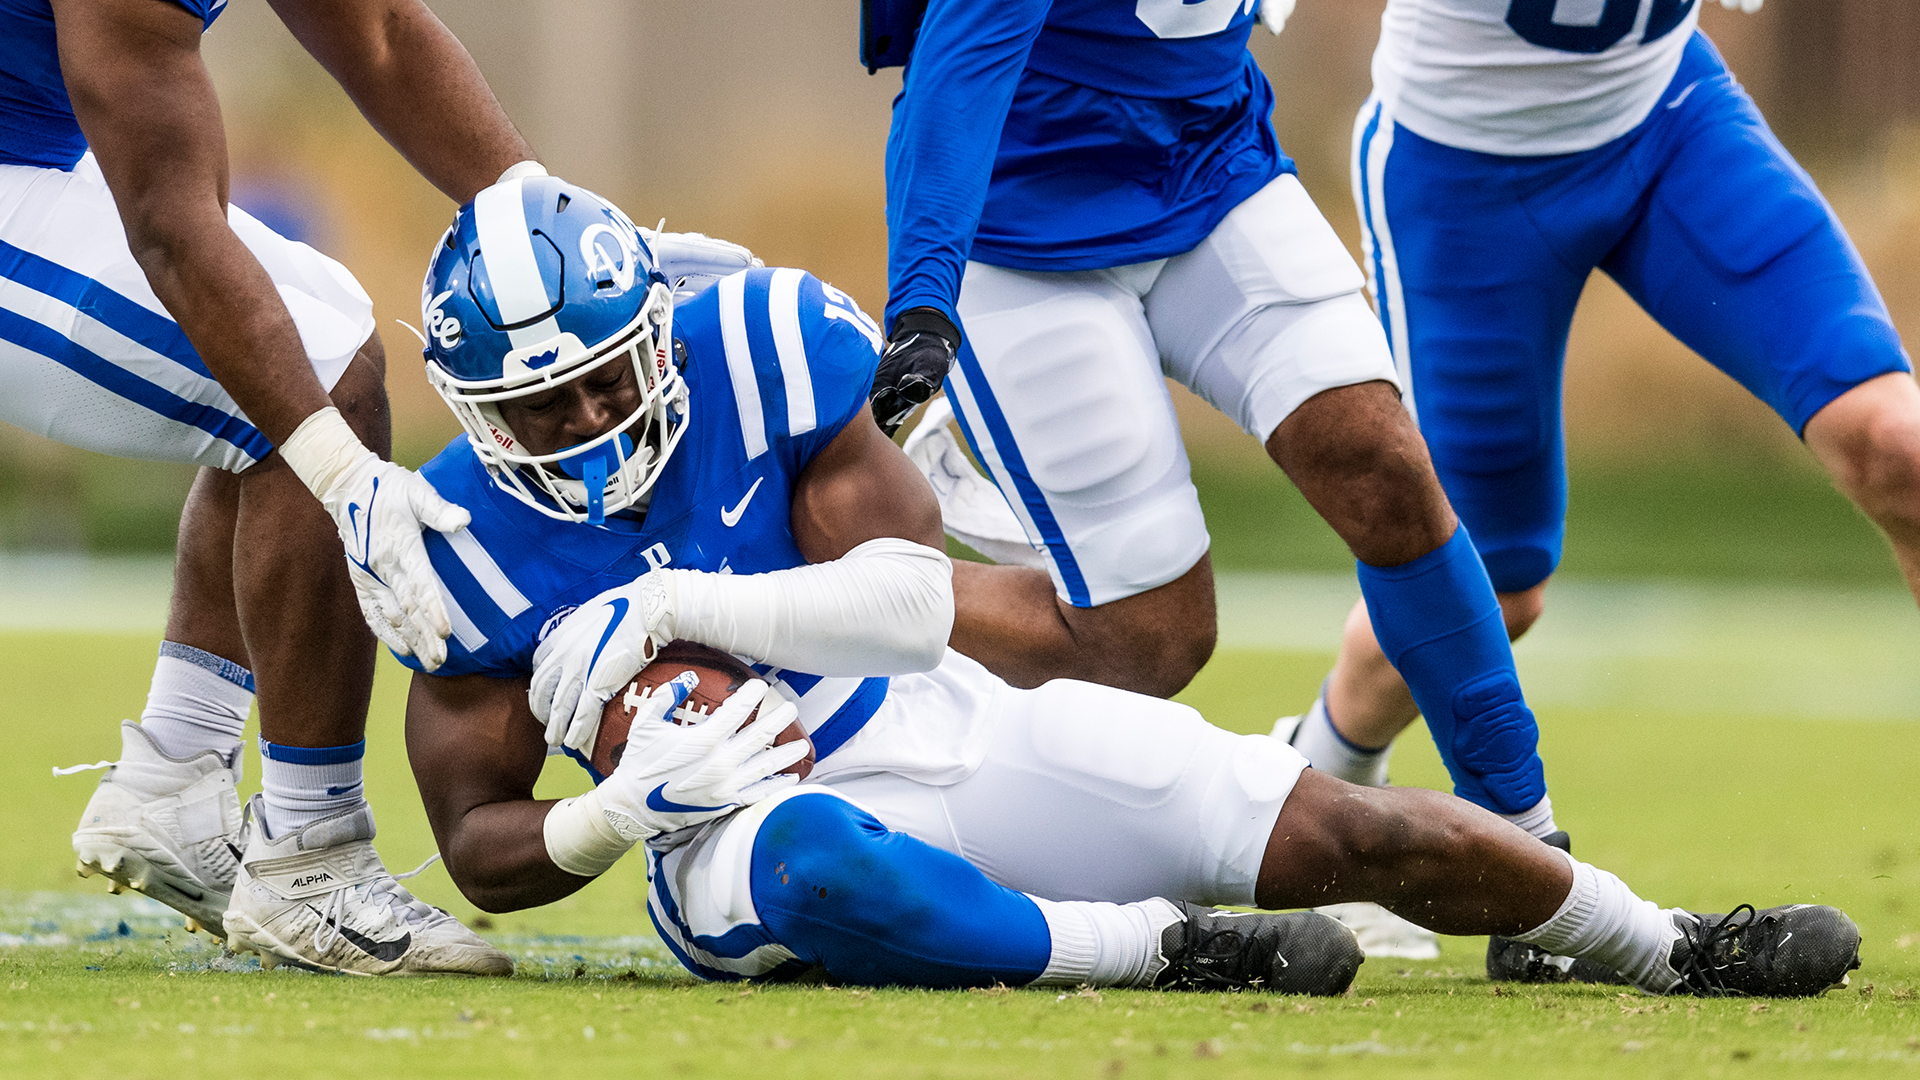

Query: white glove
left=278, top=407, right=471, bottom=671
left=1709, top=0, right=1761, bottom=11
left=529, top=571, right=678, bottom=751
left=542, top=678, right=807, bottom=874
left=643, top=229, right=763, bottom=302
left=1261, top=0, right=1295, bottom=35
left=610, top=679, right=804, bottom=831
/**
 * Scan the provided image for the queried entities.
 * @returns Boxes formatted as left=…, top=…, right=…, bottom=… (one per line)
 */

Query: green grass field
left=4, top=626, right=1920, bottom=1078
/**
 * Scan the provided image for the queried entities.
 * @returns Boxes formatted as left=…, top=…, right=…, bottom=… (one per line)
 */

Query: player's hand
left=278, top=407, right=470, bottom=671
left=594, top=678, right=808, bottom=843
left=870, top=307, right=960, bottom=437
left=1708, top=0, right=1761, bottom=11
left=529, top=572, right=678, bottom=752
left=644, top=229, right=763, bottom=297
left=1261, top=0, right=1295, bottom=35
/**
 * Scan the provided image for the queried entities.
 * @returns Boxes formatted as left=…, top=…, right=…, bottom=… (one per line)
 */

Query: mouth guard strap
left=583, top=454, right=608, bottom=524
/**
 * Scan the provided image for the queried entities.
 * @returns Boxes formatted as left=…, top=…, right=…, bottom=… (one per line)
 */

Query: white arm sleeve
left=667, top=537, right=953, bottom=677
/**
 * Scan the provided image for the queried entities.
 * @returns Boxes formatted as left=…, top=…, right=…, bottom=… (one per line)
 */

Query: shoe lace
left=310, top=853, right=448, bottom=954
left=1673, top=905, right=1757, bottom=996
left=51, top=760, right=114, bottom=777
left=1174, top=925, right=1270, bottom=990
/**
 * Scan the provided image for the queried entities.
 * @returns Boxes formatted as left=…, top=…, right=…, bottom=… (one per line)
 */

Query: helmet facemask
left=426, top=279, right=687, bottom=524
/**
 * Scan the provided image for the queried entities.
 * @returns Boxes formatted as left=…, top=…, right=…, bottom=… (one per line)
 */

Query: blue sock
left=1356, top=525, right=1546, bottom=815
left=749, top=793, right=1052, bottom=988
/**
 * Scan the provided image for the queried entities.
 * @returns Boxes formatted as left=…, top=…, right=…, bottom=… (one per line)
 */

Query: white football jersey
left=1372, top=0, right=1700, bottom=156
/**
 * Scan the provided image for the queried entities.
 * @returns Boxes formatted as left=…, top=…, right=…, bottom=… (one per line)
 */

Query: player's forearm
left=669, top=537, right=954, bottom=677
left=883, top=0, right=1049, bottom=328
left=273, top=0, right=535, bottom=204
left=124, top=209, right=333, bottom=444
left=443, top=798, right=592, bottom=913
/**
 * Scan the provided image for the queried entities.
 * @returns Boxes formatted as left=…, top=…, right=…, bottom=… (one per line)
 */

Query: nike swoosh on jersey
left=313, top=907, right=412, bottom=963
left=720, top=477, right=764, bottom=527
left=645, top=783, right=732, bottom=814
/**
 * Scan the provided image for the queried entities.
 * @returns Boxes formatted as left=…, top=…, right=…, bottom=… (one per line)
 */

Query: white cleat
left=902, top=397, right=1049, bottom=570
left=69, top=721, right=242, bottom=938
left=1269, top=713, right=1305, bottom=744
left=222, top=796, right=512, bottom=977
left=1315, top=902, right=1442, bottom=961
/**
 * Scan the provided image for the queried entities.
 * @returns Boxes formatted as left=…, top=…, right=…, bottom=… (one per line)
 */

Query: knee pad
left=1447, top=672, right=1545, bottom=812
left=749, top=792, right=1051, bottom=987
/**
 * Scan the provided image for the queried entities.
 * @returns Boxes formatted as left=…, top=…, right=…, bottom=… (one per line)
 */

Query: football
left=589, top=639, right=814, bottom=783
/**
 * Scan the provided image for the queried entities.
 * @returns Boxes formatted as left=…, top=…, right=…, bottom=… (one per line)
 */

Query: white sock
left=1287, top=694, right=1390, bottom=787
left=1029, top=896, right=1184, bottom=987
left=258, top=737, right=367, bottom=838
left=137, top=642, right=252, bottom=762
left=1501, top=795, right=1559, bottom=840
left=1515, top=852, right=1682, bottom=993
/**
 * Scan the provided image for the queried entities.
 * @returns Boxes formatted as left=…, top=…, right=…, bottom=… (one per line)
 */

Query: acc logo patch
left=580, top=224, right=639, bottom=293
left=425, top=289, right=462, bottom=350
left=538, top=605, right=580, bottom=644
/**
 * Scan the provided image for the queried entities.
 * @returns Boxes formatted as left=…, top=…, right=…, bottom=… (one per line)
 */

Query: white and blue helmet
left=420, top=175, right=685, bottom=524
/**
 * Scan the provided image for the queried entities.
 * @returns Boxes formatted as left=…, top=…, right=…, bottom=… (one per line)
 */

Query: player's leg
left=942, top=262, right=1218, bottom=697
left=1149, top=170, right=1556, bottom=837
left=1805, top=374, right=1920, bottom=593
left=1599, top=37, right=1919, bottom=606
left=3, top=159, right=295, bottom=932
left=235, top=334, right=380, bottom=832
left=1296, top=105, right=1603, bottom=773
left=868, top=671, right=1857, bottom=996
left=1257, top=768, right=1858, bottom=995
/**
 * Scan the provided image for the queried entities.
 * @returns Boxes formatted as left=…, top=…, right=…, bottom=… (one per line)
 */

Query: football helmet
left=420, top=175, right=685, bottom=524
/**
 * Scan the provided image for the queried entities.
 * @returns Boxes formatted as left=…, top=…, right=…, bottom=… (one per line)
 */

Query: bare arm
left=790, top=411, right=945, bottom=561
left=53, top=0, right=328, bottom=444
left=268, top=0, right=535, bottom=204
left=405, top=671, right=592, bottom=912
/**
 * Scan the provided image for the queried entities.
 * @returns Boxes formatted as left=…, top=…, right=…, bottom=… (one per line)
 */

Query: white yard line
left=0, top=554, right=173, bottom=633
left=1216, top=571, right=1920, bottom=722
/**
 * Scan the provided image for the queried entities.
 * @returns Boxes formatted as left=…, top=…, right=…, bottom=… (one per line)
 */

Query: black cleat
left=1155, top=903, right=1362, bottom=996
left=1665, top=905, right=1861, bottom=997
left=1485, top=831, right=1629, bottom=986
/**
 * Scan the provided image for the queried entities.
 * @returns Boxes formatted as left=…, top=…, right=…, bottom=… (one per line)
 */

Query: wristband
left=496, top=160, right=549, bottom=185
left=278, top=406, right=372, bottom=499
left=542, top=789, right=638, bottom=877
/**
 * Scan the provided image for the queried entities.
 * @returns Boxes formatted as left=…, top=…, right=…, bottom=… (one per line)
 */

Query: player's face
left=496, top=358, right=645, bottom=456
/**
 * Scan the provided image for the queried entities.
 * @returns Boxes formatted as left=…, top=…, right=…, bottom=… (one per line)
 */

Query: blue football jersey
left=403, top=267, right=894, bottom=769
left=884, top=0, right=1291, bottom=328
left=0, top=0, right=228, bottom=169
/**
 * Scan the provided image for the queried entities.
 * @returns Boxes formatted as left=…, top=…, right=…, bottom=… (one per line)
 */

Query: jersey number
left=1504, top=0, right=1693, bottom=54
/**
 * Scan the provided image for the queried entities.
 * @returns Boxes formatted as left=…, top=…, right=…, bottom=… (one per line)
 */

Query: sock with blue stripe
left=1357, top=525, right=1555, bottom=835
left=137, top=641, right=252, bottom=763
left=258, top=738, right=366, bottom=839
left=1288, top=691, right=1390, bottom=787
left=749, top=793, right=1180, bottom=988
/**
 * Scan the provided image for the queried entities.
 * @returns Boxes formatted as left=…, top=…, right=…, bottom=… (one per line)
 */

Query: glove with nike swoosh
left=542, top=678, right=809, bottom=875
left=278, top=406, right=471, bottom=671
left=530, top=570, right=679, bottom=752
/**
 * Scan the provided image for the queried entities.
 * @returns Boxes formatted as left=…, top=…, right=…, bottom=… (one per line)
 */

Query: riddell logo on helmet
left=486, top=424, right=517, bottom=453
left=655, top=347, right=668, bottom=376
